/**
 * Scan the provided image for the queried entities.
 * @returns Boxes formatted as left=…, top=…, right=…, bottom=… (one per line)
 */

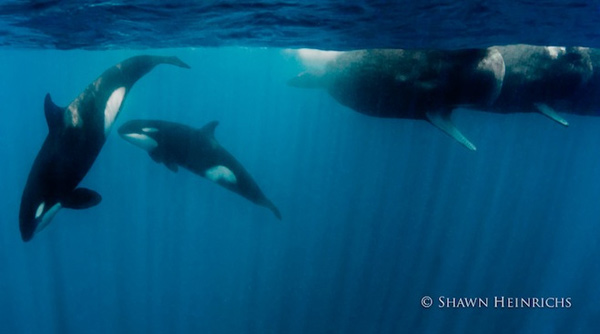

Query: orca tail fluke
left=164, top=56, right=191, bottom=69
left=264, top=200, right=282, bottom=220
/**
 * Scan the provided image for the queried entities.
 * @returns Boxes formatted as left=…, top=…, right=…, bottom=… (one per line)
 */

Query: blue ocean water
left=1, top=2, right=600, bottom=334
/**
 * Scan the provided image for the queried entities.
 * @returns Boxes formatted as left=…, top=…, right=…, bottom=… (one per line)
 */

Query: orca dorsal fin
left=44, top=93, right=64, bottom=132
left=199, top=121, right=219, bottom=137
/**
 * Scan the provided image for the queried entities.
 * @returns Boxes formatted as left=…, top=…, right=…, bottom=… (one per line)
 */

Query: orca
left=118, top=120, right=282, bottom=220
left=19, top=55, right=190, bottom=242
left=288, top=48, right=505, bottom=151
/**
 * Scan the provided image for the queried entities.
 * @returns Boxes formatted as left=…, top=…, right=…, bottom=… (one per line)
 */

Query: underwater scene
left=1, top=1, right=600, bottom=333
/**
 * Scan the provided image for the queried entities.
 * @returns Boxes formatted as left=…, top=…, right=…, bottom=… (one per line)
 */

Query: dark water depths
left=1, top=2, right=600, bottom=334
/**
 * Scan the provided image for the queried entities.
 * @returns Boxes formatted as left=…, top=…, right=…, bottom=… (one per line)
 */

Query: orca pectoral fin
left=425, top=110, right=477, bottom=151
left=270, top=203, right=282, bottom=221
left=62, top=188, right=102, bottom=209
left=165, top=162, right=179, bottom=173
left=148, top=150, right=179, bottom=172
left=149, top=150, right=162, bottom=163
left=534, top=103, right=569, bottom=126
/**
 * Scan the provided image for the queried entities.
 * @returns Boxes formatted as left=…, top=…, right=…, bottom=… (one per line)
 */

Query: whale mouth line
left=34, top=202, right=62, bottom=235
left=121, top=132, right=159, bottom=152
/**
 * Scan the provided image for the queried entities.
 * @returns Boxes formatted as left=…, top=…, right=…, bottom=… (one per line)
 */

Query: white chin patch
left=205, top=165, right=237, bottom=184
left=34, top=202, right=62, bottom=234
left=104, top=87, right=126, bottom=135
left=123, top=133, right=158, bottom=152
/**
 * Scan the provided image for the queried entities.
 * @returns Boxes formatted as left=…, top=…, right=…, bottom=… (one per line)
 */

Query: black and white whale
left=19, top=55, right=190, bottom=242
left=118, top=120, right=282, bottom=220
left=288, top=48, right=505, bottom=151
